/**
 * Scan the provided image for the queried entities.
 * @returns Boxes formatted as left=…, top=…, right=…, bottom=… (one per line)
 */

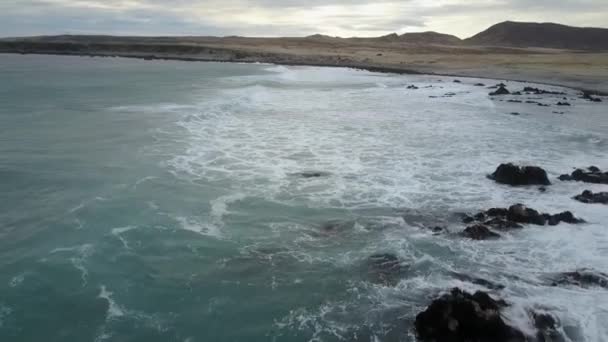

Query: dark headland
left=1, top=21, right=608, bottom=93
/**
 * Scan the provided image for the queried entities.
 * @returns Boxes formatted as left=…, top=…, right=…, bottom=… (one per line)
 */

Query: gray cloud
left=0, top=0, right=606, bottom=38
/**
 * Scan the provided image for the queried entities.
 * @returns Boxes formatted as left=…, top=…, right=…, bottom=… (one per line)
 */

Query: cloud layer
left=1, top=0, right=607, bottom=38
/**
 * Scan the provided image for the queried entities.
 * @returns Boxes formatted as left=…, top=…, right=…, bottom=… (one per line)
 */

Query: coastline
left=1, top=50, right=607, bottom=96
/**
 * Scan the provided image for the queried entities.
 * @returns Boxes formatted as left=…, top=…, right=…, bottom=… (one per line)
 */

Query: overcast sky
left=1, top=0, right=607, bottom=38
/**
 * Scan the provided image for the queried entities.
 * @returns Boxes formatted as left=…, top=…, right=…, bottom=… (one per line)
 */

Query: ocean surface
left=0, top=54, right=607, bottom=342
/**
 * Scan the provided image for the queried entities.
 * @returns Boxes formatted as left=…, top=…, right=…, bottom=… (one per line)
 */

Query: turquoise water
left=1, top=54, right=607, bottom=342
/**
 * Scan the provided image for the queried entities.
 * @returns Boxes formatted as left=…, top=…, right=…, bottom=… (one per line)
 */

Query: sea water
left=0, top=54, right=607, bottom=342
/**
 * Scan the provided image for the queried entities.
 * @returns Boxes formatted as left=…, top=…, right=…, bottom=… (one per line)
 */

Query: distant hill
left=465, top=21, right=608, bottom=50
left=371, top=31, right=462, bottom=45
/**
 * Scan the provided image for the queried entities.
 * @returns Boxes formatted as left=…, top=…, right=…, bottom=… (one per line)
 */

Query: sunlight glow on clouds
left=1, top=0, right=607, bottom=37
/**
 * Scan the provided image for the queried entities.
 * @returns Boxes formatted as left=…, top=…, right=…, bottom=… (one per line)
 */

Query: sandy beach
left=2, top=36, right=608, bottom=94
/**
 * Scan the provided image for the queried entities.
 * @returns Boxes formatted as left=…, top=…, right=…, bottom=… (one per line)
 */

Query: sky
left=1, top=0, right=607, bottom=38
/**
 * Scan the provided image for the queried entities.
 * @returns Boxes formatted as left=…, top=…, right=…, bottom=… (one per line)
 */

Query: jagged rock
left=543, top=211, right=585, bottom=226
left=507, top=204, right=546, bottom=225
left=550, top=269, right=608, bottom=289
left=559, top=167, right=608, bottom=184
left=461, top=225, right=501, bottom=240
left=414, top=288, right=525, bottom=342
left=488, top=163, right=551, bottom=186
left=407, top=85, right=419, bottom=89
left=490, top=85, right=510, bottom=96
left=464, top=205, right=584, bottom=229
left=574, top=190, right=608, bottom=204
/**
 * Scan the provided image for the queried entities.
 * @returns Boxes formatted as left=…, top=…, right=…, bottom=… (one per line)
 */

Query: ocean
left=0, top=54, right=607, bottom=342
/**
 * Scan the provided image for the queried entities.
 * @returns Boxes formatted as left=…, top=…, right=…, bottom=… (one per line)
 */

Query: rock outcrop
left=489, top=163, right=551, bottom=186
left=574, top=190, right=608, bottom=204
left=550, top=269, right=608, bottom=289
left=559, top=166, right=608, bottom=184
left=415, top=288, right=525, bottom=342
left=489, top=85, right=510, bottom=95
left=461, top=225, right=501, bottom=240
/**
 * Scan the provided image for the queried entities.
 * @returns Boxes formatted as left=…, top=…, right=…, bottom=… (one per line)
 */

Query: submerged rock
left=550, top=269, right=608, bottom=289
left=581, top=91, right=603, bottom=102
left=461, top=225, right=501, bottom=240
left=407, top=85, right=419, bottom=90
left=296, top=171, right=331, bottom=178
left=450, top=272, right=505, bottom=290
left=414, top=288, right=525, bottom=342
left=366, top=253, right=406, bottom=286
left=574, top=190, right=608, bottom=204
left=489, top=163, right=551, bottom=186
left=474, top=83, right=485, bottom=86
left=559, top=166, right=608, bottom=184
left=489, top=85, right=510, bottom=96
left=523, top=87, right=565, bottom=95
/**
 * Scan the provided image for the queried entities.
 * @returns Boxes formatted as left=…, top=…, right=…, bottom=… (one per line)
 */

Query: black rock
left=490, top=85, right=510, bottom=96
left=559, top=166, right=608, bottom=184
left=532, top=311, right=566, bottom=342
left=474, top=83, right=485, bottom=86
left=407, top=85, right=419, bottom=90
left=461, top=225, right=501, bottom=240
left=537, top=103, right=550, bottom=107
left=507, top=204, right=546, bottom=225
left=574, top=190, right=608, bottom=204
left=508, top=100, right=522, bottom=103
left=415, top=288, right=525, bottom=342
left=510, top=112, right=521, bottom=115
left=539, top=186, right=547, bottom=192
left=484, top=217, right=524, bottom=230
left=489, top=163, right=551, bottom=186
left=551, top=269, right=608, bottom=289
left=556, top=102, right=571, bottom=106
left=466, top=205, right=583, bottom=229
left=454, top=79, right=462, bottom=83
left=544, top=211, right=585, bottom=226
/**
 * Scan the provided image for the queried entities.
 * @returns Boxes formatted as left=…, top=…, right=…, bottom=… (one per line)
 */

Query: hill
left=465, top=21, right=608, bottom=50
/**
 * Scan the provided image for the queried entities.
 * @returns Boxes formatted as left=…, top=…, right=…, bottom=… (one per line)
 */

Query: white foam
left=98, top=285, right=125, bottom=320
left=51, top=243, right=94, bottom=287
left=111, top=225, right=138, bottom=250
left=153, top=65, right=608, bottom=340
left=175, top=216, right=223, bottom=239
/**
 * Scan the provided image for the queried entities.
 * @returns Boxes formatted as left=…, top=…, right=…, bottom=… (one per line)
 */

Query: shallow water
left=0, top=54, right=607, bottom=342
